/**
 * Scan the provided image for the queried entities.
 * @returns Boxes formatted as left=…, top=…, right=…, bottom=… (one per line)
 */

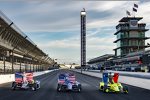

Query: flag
left=15, top=73, right=23, bottom=83
left=134, top=4, right=138, bottom=8
left=133, top=8, right=137, bottom=12
left=126, top=10, right=131, bottom=16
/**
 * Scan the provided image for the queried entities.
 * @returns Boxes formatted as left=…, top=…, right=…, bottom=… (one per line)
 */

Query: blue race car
left=57, top=73, right=81, bottom=92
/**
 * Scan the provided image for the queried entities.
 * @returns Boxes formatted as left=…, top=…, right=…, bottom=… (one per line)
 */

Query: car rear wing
left=102, top=72, right=119, bottom=84
left=68, top=75, right=76, bottom=83
left=113, top=73, right=119, bottom=83
left=15, top=73, right=23, bottom=83
left=102, top=72, right=108, bottom=84
left=25, top=73, right=33, bottom=82
left=58, top=74, right=66, bottom=84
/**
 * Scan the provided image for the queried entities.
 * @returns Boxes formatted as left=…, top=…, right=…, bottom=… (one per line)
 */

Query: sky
left=0, top=0, right=150, bottom=64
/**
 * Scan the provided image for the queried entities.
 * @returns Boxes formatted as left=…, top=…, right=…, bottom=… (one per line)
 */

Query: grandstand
left=0, top=11, right=55, bottom=74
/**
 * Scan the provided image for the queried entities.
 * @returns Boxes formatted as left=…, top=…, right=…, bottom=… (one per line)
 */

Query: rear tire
left=78, top=84, right=81, bottom=92
left=57, top=84, right=61, bottom=92
left=32, top=83, right=37, bottom=91
left=103, top=85, right=108, bottom=93
left=11, top=82, right=17, bottom=90
left=78, top=87, right=81, bottom=92
left=123, top=86, right=128, bottom=94
left=100, top=86, right=103, bottom=90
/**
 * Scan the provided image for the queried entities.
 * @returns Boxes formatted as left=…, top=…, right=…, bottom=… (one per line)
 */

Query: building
left=87, top=54, right=115, bottom=70
left=112, top=50, right=150, bottom=72
left=0, top=11, right=54, bottom=74
left=114, top=17, right=149, bottom=57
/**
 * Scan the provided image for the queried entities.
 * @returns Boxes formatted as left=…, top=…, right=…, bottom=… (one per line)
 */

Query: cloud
left=36, top=34, right=115, bottom=64
left=0, top=0, right=150, bottom=64
left=0, top=0, right=136, bottom=32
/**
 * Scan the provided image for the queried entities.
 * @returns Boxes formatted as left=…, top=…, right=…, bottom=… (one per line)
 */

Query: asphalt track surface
left=0, top=69, right=150, bottom=100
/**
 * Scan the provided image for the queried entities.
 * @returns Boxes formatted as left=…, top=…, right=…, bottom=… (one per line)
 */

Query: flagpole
left=134, top=3, right=135, bottom=18
left=132, top=8, right=135, bottom=17
left=126, top=10, right=131, bottom=17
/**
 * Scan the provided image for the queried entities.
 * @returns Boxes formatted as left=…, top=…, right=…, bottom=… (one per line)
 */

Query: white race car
left=57, top=73, right=81, bottom=92
left=11, top=72, right=40, bottom=91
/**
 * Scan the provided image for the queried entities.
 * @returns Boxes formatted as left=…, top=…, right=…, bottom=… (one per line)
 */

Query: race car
left=11, top=72, right=40, bottom=91
left=57, top=73, right=81, bottom=92
left=99, top=72, right=128, bottom=94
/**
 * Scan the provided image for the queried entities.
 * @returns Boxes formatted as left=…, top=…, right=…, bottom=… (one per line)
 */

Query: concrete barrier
left=72, top=69, right=150, bottom=90
left=87, top=70, right=150, bottom=79
left=0, top=74, right=15, bottom=84
left=0, top=69, right=59, bottom=84
left=33, top=69, right=58, bottom=77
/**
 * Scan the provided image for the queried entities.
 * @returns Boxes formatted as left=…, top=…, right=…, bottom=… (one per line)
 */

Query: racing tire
left=32, top=83, right=37, bottom=91
left=123, top=86, right=128, bottom=94
left=35, top=82, right=40, bottom=89
left=99, top=86, right=103, bottom=91
left=77, top=87, right=81, bottom=92
left=77, top=84, right=82, bottom=92
left=57, top=84, right=61, bottom=92
left=103, top=85, right=109, bottom=93
left=11, top=82, right=17, bottom=90
left=100, top=86, right=103, bottom=90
